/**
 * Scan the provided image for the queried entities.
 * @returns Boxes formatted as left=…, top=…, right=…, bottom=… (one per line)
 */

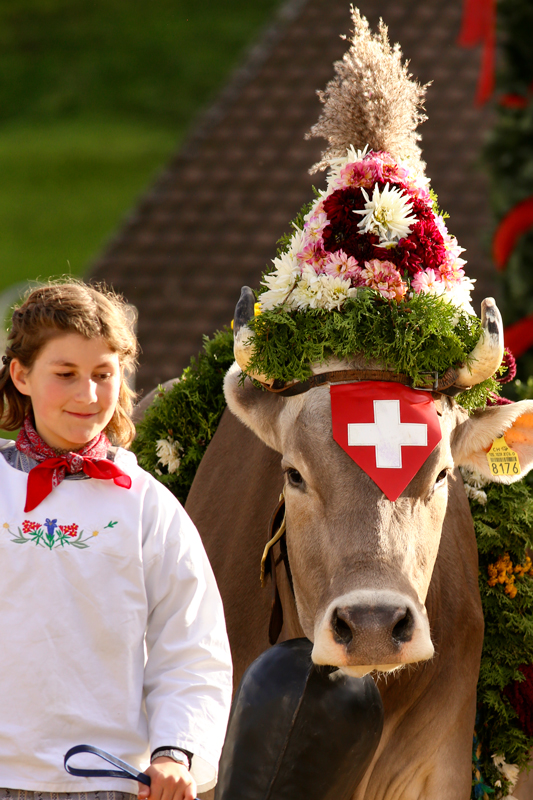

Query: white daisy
left=292, top=268, right=357, bottom=311
left=318, top=274, right=359, bottom=311
left=260, top=250, right=299, bottom=311
left=156, top=438, right=181, bottom=474
left=354, top=182, right=417, bottom=244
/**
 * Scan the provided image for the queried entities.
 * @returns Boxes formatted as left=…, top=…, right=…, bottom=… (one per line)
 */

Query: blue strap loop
left=64, top=744, right=151, bottom=787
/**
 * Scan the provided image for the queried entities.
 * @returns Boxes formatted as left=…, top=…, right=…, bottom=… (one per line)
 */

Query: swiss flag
left=330, top=382, right=442, bottom=501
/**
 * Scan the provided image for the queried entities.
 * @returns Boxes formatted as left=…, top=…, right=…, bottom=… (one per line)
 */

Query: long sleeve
left=142, top=483, right=233, bottom=792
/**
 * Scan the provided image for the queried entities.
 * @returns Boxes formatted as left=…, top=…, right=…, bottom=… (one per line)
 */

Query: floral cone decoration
left=260, top=146, right=474, bottom=316
left=240, top=8, right=491, bottom=397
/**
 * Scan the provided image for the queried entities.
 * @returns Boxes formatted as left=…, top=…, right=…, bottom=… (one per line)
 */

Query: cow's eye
left=286, top=468, right=304, bottom=488
left=435, top=468, right=449, bottom=487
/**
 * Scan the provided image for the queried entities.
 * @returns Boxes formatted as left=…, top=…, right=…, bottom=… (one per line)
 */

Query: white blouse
left=0, top=444, right=232, bottom=794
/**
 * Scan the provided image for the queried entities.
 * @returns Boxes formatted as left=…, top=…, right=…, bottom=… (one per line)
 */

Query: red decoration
left=504, top=664, right=533, bottom=737
left=504, top=316, right=533, bottom=358
left=493, top=197, right=533, bottom=270
left=458, top=0, right=496, bottom=105
left=330, top=382, right=442, bottom=501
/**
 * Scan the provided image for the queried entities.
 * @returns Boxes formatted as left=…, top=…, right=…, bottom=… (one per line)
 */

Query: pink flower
left=362, top=259, right=407, bottom=301
left=297, top=238, right=327, bottom=272
left=439, top=261, right=465, bottom=289
left=305, top=211, right=329, bottom=242
left=411, top=268, right=444, bottom=295
left=374, top=152, right=409, bottom=184
left=340, top=159, right=382, bottom=189
left=323, top=250, right=361, bottom=280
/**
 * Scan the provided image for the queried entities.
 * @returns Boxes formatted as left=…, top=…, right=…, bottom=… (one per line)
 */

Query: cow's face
left=225, top=364, right=533, bottom=676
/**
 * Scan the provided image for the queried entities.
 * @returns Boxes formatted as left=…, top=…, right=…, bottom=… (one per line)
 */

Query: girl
left=0, top=281, right=232, bottom=800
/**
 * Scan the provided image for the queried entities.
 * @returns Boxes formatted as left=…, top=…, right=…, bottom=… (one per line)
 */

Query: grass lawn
left=0, top=0, right=283, bottom=296
left=0, top=118, right=177, bottom=292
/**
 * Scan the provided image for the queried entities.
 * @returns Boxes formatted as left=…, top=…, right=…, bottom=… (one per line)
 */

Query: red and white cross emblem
left=330, top=382, right=442, bottom=501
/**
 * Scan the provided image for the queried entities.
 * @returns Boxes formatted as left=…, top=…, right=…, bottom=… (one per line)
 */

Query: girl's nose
left=76, top=379, right=98, bottom=404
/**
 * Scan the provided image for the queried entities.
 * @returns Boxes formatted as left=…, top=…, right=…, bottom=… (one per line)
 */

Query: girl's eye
left=57, top=372, right=74, bottom=379
left=286, top=468, right=304, bottom=488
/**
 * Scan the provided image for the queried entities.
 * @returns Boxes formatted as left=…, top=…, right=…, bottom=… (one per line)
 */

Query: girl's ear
left=10, top=359, right=31, bottom=396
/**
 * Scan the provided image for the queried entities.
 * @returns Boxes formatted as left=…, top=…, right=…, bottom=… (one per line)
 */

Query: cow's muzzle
left=312, top=590, right=434, bottom=677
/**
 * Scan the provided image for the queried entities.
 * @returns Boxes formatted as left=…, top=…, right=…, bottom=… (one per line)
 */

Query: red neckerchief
left=16, top=417, right=132, bottom=512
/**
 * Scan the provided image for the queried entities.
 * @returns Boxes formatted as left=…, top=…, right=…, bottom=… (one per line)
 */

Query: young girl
left=0, top=281, right=232, bottom=800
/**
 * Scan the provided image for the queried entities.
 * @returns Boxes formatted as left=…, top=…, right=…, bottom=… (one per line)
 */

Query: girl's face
left=10, top=333, right=121, bottom=451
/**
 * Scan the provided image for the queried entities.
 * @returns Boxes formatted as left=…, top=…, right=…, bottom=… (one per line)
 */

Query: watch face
left=153, top=750, right=189, bottom=767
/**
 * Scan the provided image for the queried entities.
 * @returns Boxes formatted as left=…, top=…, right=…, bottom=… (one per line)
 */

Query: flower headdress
left=232, top=7, right=503, bottom=407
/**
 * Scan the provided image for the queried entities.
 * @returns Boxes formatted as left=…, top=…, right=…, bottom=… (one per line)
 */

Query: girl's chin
left=55, top=424, right=107, bottom=449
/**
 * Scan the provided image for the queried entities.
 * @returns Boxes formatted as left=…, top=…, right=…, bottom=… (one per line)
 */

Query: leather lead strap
left=262, top=497, right=294, bottom=646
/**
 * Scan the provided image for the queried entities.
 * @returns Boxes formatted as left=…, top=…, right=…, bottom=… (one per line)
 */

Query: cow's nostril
left=391, top=607, right=414, bottom=644
left=332, top=608, right=353, bottom=645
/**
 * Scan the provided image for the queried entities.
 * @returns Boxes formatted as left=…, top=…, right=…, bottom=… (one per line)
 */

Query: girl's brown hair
left=0, top=281, right=139, bottom=447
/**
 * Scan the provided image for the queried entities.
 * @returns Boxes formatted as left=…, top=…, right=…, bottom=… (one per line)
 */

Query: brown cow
left=181, top=297, right=533, bottom=799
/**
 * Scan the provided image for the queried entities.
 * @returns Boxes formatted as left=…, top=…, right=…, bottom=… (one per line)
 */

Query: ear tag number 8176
left=486, top=436, right=521, bottom=477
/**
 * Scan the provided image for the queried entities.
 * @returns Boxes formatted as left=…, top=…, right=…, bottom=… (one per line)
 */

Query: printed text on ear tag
left=486, top=436, right=521, bottom=477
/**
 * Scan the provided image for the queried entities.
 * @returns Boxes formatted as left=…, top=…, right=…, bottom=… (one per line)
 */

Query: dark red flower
left=323, top=187, right=367, bottom=229
left=504, top=664, right=533, bottom=737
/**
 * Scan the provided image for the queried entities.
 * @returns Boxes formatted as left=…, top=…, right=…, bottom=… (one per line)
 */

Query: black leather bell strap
left=64, top=744, right=151, bottom=787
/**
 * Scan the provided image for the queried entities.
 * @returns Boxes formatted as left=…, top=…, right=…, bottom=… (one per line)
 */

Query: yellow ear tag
left=486, top=436, right=521, bottom=477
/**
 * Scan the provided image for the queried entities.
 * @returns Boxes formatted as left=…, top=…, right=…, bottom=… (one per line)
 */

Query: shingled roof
left=89, top=0, right=496, bottom=394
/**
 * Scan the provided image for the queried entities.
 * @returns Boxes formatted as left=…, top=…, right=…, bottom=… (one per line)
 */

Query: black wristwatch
left=150, top=747, right=192, bottom=769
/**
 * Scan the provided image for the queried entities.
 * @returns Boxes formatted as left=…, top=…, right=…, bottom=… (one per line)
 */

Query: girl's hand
left=139, top=757, right=197, bottom=800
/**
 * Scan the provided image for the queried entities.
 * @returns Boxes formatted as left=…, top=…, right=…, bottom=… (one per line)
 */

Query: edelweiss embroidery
left=2, top=519, right=119, bottom=550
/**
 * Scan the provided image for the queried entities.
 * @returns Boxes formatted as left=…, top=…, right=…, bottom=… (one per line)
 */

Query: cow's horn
left=233, top=287, right=272, bottom=385
left=454, top=298, right=504, bottom=388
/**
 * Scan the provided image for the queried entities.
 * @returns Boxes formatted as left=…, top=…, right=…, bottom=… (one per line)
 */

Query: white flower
left=319, top=274, right=358, bottom=310
left=292, top=267, right=357, bottom=311
left=288, top=226, right=306, bottom=257
left=260, top=250, right=300, bottom=310
left=460, top=466, right=489, bottom=505
left=442, top=277, right=476, bottom=317
left=156, top=438, right=181, bottom=475
left=354, top=182, right=417, bottom=244
left=492, top=755, right=520, bottom=791
left=411, top=269, right=445, bottom=296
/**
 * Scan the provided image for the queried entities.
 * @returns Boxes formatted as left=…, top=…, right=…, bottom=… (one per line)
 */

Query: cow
left=176, top=292, right=533, bottom=799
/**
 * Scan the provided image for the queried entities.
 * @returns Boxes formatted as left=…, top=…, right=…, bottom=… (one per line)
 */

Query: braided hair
left=0, top=281, right=139, bottom=446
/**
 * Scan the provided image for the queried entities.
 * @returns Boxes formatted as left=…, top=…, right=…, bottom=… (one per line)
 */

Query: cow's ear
left=224, top=363, right=286, bottom=453
left=452, top=400, right=533, bottom=482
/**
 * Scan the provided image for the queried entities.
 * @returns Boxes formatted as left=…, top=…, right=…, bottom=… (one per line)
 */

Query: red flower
left=59, top=524, right=79, bottom=538
left=393, top=219, right=447, bottom=275
left=323, top=187, right=369, bottom=229
left=22, top=520, right=41, bottom=534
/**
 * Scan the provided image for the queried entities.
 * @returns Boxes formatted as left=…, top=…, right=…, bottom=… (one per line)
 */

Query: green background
left=0, top=0, right=282, bottom=295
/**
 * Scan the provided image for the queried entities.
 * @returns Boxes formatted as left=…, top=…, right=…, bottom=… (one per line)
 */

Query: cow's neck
left=349, top=471, right=484, bottom=800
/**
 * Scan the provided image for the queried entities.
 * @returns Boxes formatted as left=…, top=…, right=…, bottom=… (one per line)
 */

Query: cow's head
left=224, top=292, right=533, bottom=677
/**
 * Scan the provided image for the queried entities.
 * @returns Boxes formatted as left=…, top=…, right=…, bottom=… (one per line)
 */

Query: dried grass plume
left=307, top=6, right=429, bottom=174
